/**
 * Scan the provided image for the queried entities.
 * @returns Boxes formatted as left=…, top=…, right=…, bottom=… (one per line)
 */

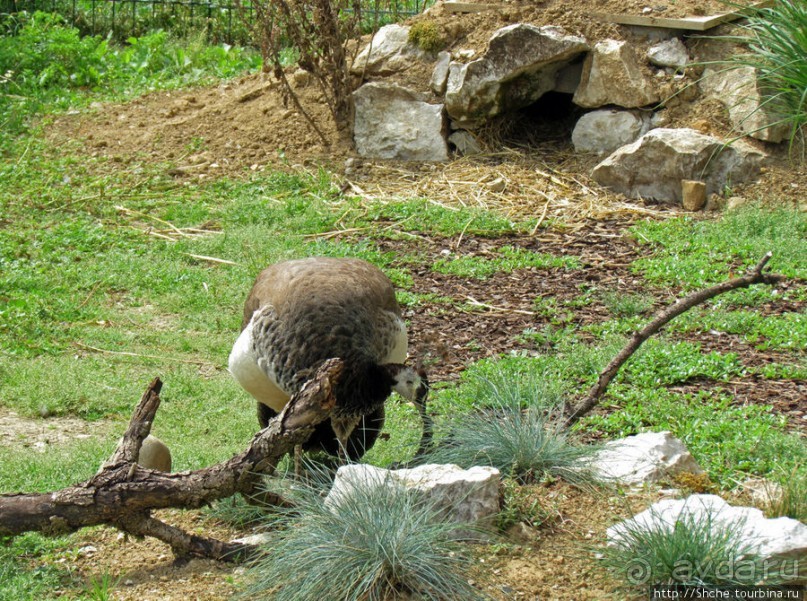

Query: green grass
left=0, top=533, right=77, bottom=601
left=668, top=308, right=806, bottom=352
left=765, top=464, right=807, bottom=522
left=579, top=386, right=805, bottom=482
left=631, top=204, right=807, bottom=290
left=0, top=19, right=805, bottom=598
left=0, top=12, right=261, bottom=135
left=433, top=246, right=581, bottom=280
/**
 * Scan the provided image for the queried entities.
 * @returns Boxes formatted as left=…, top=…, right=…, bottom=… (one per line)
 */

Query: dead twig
left=564, top=252, right=787, bottom=428
left=73, top=342, right=217, bottom=369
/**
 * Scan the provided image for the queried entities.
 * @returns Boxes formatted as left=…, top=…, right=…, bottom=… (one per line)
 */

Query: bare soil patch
left=0, top=408, right=113, bottom=452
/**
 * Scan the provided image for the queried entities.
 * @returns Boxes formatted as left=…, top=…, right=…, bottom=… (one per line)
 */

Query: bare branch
left=564, top=253, right=786, bottom=428
left=0, top=359, right=343, bottom=561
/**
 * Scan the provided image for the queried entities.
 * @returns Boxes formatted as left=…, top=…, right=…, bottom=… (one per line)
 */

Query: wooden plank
left=593, top=0, right=772, bottom=31
left=443, top=1, right=504, bottom=13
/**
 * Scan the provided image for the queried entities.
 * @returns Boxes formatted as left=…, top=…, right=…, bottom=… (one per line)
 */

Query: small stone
left=681, top=179, right=706, bottom=211
left=726, top=195, right=749, bottom=211
left=485, top=176, right=507, bottom=193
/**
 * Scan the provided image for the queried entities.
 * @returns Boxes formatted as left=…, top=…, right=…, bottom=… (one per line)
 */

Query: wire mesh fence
left=0, top=0, right=429, bottom=45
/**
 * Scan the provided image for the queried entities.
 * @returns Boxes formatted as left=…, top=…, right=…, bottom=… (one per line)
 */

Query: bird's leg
left=331, top=415, right=361, bottom=465
left=293, top=444, right=303, bottom=480
left=414, top=397, right=433, bottom=458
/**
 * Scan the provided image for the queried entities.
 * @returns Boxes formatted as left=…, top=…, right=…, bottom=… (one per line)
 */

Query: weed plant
left=765, top=464, right=807, bottom=522
left=242, top=471, right=488, bottom=601
left=496, top=478, right=556, bottom=531
left=601, top=291, right=655, bottom=318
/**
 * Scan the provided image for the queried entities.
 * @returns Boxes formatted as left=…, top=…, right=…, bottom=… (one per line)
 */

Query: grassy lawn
left=1, top=12, right=805, bottom=601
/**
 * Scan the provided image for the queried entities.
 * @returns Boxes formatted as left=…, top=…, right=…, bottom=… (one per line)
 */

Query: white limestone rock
left=590, top=431, right=703, bottom=485
left=353, top=82, right=448, bottom=161
left=574, top=39, right=661, bottom=109
left=647, top=38, right=689, bottom=70
left=445, top=24, right=588, bottom=127
left=431, top=50, right=452, bottom=95
left=608, top=494, right=807, bottom=573
left=326, top=463, right=501, bottom=537
left=591, top=128, right=765, bottom=203
left=572, top=109, right=653, bottom=155
left=351, top=24, right=427, bottom=76
left=700, top=66, right=790, bottom=143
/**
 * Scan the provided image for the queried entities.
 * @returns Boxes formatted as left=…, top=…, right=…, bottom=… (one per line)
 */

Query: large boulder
left=574, top=39, right=661, bottom=109
left=608, top=494, right=807, bottom=580
left=591, top=128, right=765, bottom=203
left=700, top=66, right=790, bottom=143
left=353, top=82, right=448, bottom=161
left=351, top=24, right=428, bottom=76
left=326, top=463, right=501, bottom=537
left=445, top=24, right=588, bottom=127
left=589, top=431, right=703, bottom=485
left=572, top=109, right=653, bottom=155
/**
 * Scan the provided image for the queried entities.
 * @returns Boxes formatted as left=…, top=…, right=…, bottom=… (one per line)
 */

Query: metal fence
left=0, top=0, right=428, bottom=45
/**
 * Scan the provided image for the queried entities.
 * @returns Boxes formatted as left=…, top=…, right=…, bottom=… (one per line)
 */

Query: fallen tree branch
left=0, top=358, right=343, bottom=561
left=564, top=252, right=786, bottom=428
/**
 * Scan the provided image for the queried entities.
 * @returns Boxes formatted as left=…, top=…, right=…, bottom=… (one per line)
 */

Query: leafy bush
left=0, top=12, right=259, bottom=134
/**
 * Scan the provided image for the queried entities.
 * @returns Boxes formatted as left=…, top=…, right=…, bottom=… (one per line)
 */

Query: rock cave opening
left=480, top=91, right=583, bottom=151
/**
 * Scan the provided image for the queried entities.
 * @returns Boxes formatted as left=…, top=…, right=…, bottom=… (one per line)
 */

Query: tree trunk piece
left=0, top=358, right=343, bottom=562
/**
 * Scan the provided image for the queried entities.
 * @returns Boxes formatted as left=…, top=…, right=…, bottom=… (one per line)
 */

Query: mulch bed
left=340, top=218, right=807, bottom=433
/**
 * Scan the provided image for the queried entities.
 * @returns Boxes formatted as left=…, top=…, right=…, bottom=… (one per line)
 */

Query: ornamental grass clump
left=425, top=399, right=596, bottom=485
left=601, top=502, right=792, bottom=589
left=242, top=471, right=488, bottom=601
left=723, top=0, right=807, bottom=149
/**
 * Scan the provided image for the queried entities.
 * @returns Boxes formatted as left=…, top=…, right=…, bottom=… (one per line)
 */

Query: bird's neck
left=333, top=357, right=393, bottom=415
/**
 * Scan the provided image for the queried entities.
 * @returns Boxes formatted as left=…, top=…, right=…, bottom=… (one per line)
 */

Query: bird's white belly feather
left=385, top=315, right=408, bottom=364
left=228, top=319, right=290, bottom=413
